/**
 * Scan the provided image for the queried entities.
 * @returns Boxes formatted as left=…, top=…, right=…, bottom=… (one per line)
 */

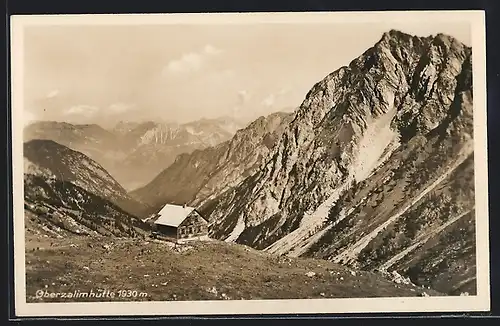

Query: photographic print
left=10, top=11, right=489, bottom=316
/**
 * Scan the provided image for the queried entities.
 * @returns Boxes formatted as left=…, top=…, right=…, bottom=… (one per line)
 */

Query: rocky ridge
left=130, top=112, right=293, bottom=213
left=24, top=139, right=147, bottom=217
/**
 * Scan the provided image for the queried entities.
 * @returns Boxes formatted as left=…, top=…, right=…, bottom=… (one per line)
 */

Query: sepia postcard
left=10, top=10, right=489, bottom=317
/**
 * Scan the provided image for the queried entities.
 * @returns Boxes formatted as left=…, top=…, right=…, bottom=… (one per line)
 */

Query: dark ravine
left=199, top=30, right=475, bottom=295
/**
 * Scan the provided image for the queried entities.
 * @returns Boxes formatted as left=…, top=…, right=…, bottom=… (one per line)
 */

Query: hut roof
left=154, top=204, right=195, bottom=227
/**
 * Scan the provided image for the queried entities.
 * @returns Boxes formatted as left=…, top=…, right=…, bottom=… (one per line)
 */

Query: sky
left=23, top=20, right=471, bottom=128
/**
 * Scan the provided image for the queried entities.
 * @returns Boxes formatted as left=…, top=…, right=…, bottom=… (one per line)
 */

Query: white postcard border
left=10, top=10, right=490, bottom=317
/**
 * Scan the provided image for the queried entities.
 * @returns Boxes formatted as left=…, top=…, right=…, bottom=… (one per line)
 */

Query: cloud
left=261, top=94, right=276, bottom=107
left=46, top=89, right=60, bottom=98
left=237, top=90, right=251, bottom=104
left=277, top=88, right=289, bottom=96
left=260, top=88, right=290, bottom=108
left=203, top=44, right=223, bottom=55
left=108, top=102, right=136, bottom=114
left=64, top=105, right=100, bottom=118
left=165, top=52, right=203, bottom=73
left=163, top=44, right=223, bottom=74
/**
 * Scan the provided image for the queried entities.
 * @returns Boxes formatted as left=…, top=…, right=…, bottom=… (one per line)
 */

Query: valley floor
left=25, top=234, right=441, bottom=303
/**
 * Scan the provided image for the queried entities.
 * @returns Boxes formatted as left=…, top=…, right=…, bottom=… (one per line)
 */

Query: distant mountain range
left=24, top=117, right=247, bottom=190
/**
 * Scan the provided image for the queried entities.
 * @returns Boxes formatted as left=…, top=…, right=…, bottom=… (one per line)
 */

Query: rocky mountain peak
left=204, top=31, right=474, bottom=294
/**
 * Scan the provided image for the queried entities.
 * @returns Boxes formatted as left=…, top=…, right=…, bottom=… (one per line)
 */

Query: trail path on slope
left=332, top=142, right=473, bottom=265
left=379, top=208, right=473, bottom=271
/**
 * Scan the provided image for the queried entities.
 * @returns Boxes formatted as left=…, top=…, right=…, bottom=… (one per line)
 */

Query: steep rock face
left=193, top=112, right=293, bottom=208
left=303, top=55, right=475, bottom=295
left=130, top=112, right=293, bottom=213
left=203, top=30, right=474, bottom=294
left=23, top=139, right=147, bottom=217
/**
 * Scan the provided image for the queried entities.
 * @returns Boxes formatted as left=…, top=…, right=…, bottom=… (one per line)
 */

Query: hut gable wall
left=177, top=210, right=208, bottom=239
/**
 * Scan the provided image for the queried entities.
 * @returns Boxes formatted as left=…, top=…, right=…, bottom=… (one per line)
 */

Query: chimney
left=183, top=203, right=186, bottom=208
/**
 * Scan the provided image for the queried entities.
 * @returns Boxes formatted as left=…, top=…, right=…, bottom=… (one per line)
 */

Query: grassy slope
left=25, top=235, right=440, bottom=303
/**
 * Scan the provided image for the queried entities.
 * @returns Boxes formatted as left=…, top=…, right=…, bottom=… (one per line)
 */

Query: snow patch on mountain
left=265, top=180, right=351, bottom=256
